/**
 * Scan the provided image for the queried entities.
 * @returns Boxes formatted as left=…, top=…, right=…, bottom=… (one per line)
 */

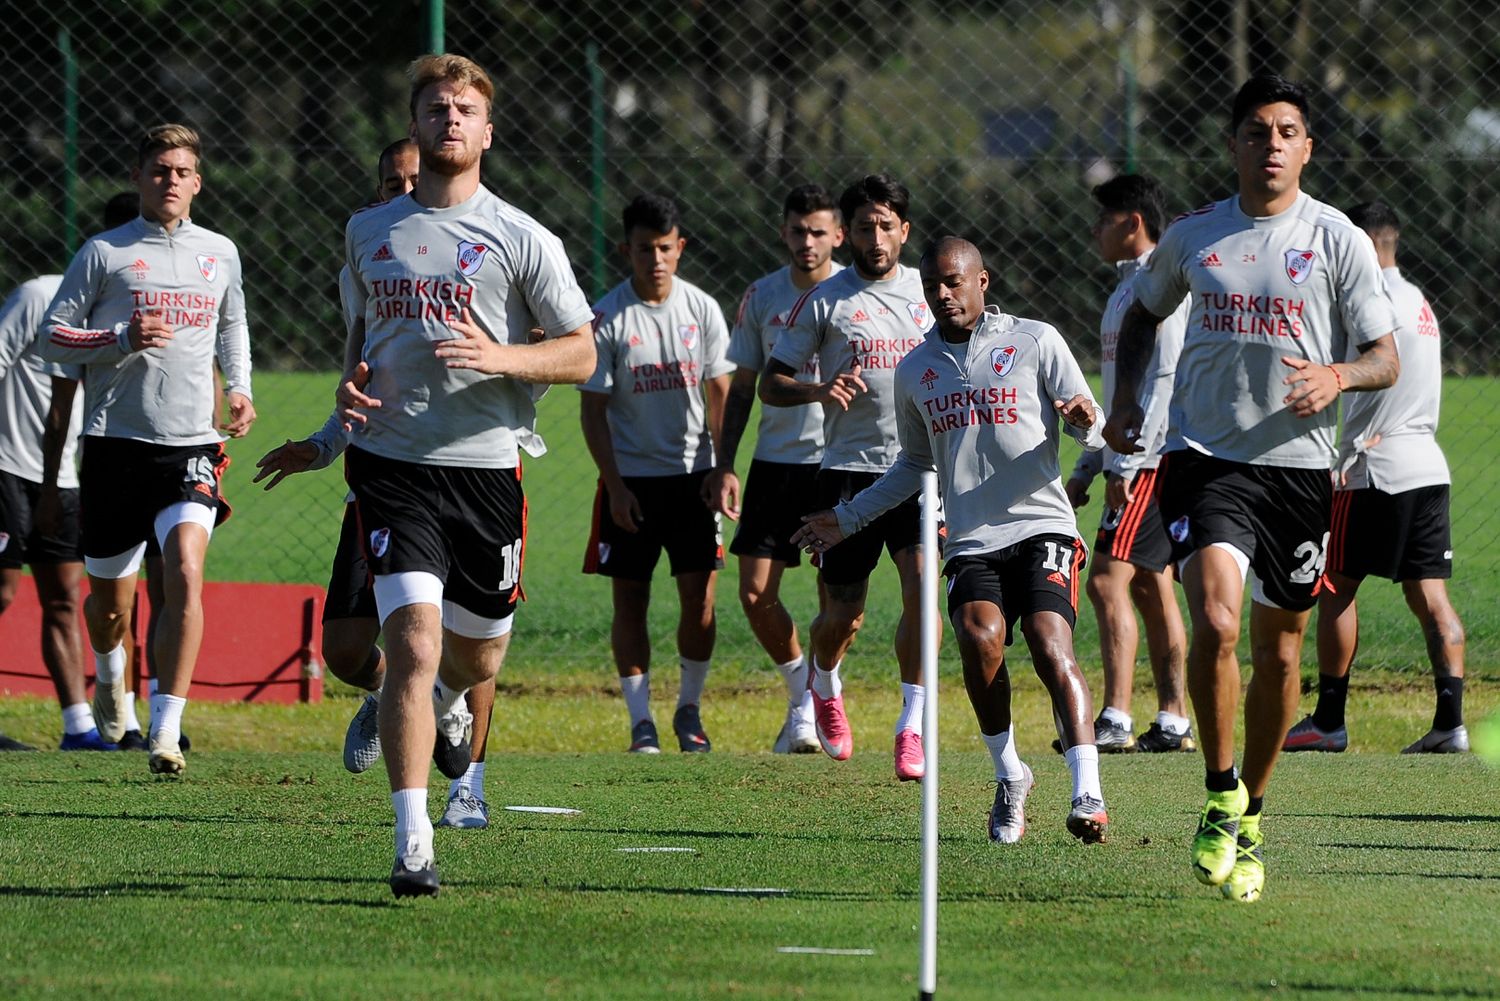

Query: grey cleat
left=344, top=694, right=382, bottom=773
left=1093, top=716, right=1136, bottom=753
left=987, top=763, right=1035, bottom=844
left=92, top=678, right=127, bottom=744
left=1282, top=715, right=1348, bottom=752
left=438, top=793, right=489, bottom=829
left=1066, top=794, right=1109, bottom=844
left=1402, top=726, right=1469, bottom=754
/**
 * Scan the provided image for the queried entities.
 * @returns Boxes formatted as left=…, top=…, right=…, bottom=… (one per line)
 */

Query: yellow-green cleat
left=1221, top=812, right=1265, bottom=903
left=1192, top=780, right=1248, bottom=886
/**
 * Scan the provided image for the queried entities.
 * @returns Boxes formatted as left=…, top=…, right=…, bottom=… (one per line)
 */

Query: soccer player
left=0, top=193, right=140, bottom=752
left=1104, top=75, right=1399, bottom=903
left=580, top=193, right=734, bottom=754
left=1062, top=174, right=1193, bottom=754
left=40, top=124, right=257, bottom=777
left=1284, top=201, right=1467, bottom=755
left=336, top=54, right=595, bottom=896
left=759, top=173, right=933, bottom=780
left=793, top=236, right=1109, bottom=843
left=706, top=184, right=844, bottom=753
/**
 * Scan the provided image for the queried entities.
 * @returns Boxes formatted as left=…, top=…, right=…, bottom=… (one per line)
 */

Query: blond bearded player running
left=336, top=55, right=596, bottom=898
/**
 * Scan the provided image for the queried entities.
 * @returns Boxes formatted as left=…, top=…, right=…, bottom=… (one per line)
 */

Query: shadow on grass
left=0, top=880, right=395, bottom=908
left=3, top=809, right=381, bottom=828
left=488, top=881, right=1166, bottom=905
left=1288, top=982, right=1500, bottom=998
left=1319, top=841, right=1500, bottom=853
left=538, top=825, right=967, bottom=846
left=1282, top=812, right=1500, bottom=824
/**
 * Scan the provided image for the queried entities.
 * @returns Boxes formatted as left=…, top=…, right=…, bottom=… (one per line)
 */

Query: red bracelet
left=1329, top=365, right=1344, bottom=392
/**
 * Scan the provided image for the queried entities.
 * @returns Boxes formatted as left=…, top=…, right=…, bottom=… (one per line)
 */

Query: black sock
left=1433, top=675, right=1464, bottom=731
left=1205, top=767, right=1237, bottom=793
left=1245, top=796, right=1264, bottom=817
left=1311, top=673, right=1350, bottom=732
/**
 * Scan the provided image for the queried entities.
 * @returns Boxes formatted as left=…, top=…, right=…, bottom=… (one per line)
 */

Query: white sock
left=1101, top=705, right=1132, bottom=729
left=149, top=693, right=187, bottom=748
left=432, top=677, right=468, bottom=719
left=776, top=656, right=807, bottom=706
left=392, top=787, right=434, bottom=858
left=94, top=644, right=126, bottom=685
left=981, top=726, right=1025, bottom=782
left=122, top=692, right=142, bottom=732
left=895, top=682, right=925, bottom=736
left=678, top=657, right=710, bottom=708
left=1156, top=710, right=1190, bottom=735
left=62, top=703, right=95, bottom=736
left=810, top=656, right=842, bottom=700
left=449, top=761, right=486, bottom=801
left=619, top=672, right=651, bottom=725
left=1064, top=744, right=1102, bottom=801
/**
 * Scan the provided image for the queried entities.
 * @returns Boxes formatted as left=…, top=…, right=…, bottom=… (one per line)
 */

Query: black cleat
left=390, top=854, right=440, bottom=898
left=432, top=705, right=473, bottom=779
left=0, top=732, right=36, bottom=751
left=117, top=729, right=149, bottom=751
left=1135, top=722, right=1196, bottom=753
left=672, top=703, right=711, bottom=752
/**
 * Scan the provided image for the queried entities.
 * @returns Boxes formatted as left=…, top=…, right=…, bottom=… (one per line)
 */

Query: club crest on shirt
left=991, top=345, right=1018, bottom=377
left=1169, top=516, right=1191, bottom=543
left=369, top=527, right=391, bottom=558
left=0, top=532, right=9, bottom=552
left=907, top=301, right=930, bottom=328
left=195, top=255, right=217, bottom=282
left=1284, top=249, right=1315, bottom=286
left=678, top=324, right=699, bottom=350
left=457, top=240, right=490, bottom=277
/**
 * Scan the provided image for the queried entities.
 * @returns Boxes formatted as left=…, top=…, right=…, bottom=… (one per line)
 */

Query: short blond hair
left=408, top=54, right=494, bottom=118
left=137, top=123, right=201, bottom=168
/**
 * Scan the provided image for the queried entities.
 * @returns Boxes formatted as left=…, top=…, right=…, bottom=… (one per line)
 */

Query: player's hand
left=220, top=391, right=256, bottom=438
left=1105, top=472, right=1134, bottom=509
left=1282, top=357, right=1340, bottom=417
left=1063, top=475, right=1090, bottom=509
left=253, top=438, right=319, bottom=490
left=1055, top=394, right=1096, bottom=430
left=608, top=484, right=644, bottom=533
left=434, top=308, right=505, bottom=373
left=35, top=485, right=63, bottom=537
left=791, top=509, right=846, bottom=555
left=821, top=364, right=867, bottom=411
left=337, top=361, right=380, bottom=430
left=704, top=468, right=741, bottom=521
left=127, top=310, right=174, bottom=352
left=1102, top=402, right=1144, bottom=454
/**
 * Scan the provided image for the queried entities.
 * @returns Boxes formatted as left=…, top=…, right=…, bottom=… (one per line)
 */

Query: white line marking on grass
left=615, top=847, right=698, bottom=854
left=696, top=887, right=790, bottom=895
left=776, top=947, right=875, bottom=956
left=502, top=806, right=582, bottom=815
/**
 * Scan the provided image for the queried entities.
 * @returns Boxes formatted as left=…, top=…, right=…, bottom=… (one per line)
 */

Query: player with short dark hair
left=337, top=54, right=596, bottom=896
left=1105, top=74, right=1399, bottom=903
left=706, top=183, right=844, bottom=753
left=1284, top=201, right=1468, bottom=755
left=580, top=193, right=734, bottom=754
left=1063, top=174, right=1193, bottom=754
left=760, top=173, right=936, bottom=781
left=40, top=124, right=256, bottom=777
left=794, top=236, right=1110, bottom=843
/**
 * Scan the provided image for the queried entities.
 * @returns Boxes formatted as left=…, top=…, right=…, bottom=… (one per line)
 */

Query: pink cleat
left=810, top=689, right=853, bottom=761
left=894, top=729, right=925, bottom=781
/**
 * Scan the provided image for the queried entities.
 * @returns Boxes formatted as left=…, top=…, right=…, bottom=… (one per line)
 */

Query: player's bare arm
left=127, top=309, right=174, bottom=351
left=35, top=375, right=79, bottom=537
left=705, top=368, right=753, bottom=520
left=1063, top=475, right=1091, bottom=509
left=336, top=318, right=379, bottom=429
left=790, top=508, right=846, bottom=554
left=1281, top=333, right=1400, bottom=417
left=252, top=438, right=319, bottom=491
left=579, top=391, right=642, bottom=533
left=1104, top=472, right=1136, bottom=508
left=221, top=391, right=256, bottom=438
left=433, top=308, right=596, bottom=383
left=1102, top=299, right=1166, bottom=453
left=1054, top=393, right=1097, bottom=430
left=758, top=357, right=866, bottom=411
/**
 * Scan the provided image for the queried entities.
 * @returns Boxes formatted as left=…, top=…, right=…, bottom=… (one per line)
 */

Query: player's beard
left=420, top=136, right=482, bottom=177
left=854, top=245, right=897, bottom=279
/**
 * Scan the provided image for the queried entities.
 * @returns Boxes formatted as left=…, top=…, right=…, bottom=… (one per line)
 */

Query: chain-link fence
left=2, top=0, right=1496, bottom=676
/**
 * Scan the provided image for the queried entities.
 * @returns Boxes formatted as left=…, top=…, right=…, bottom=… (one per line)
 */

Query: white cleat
left=772, top=706, right=819, bottom=754
left=92, top=679, right=127, bottom=744
left=343, top=694, right=382, bottom=773
left=1402, top=726, right=1469, bottom=754
left=438, top=794, right=489, bottom=829
left=148, top=731, right=186, bottom=776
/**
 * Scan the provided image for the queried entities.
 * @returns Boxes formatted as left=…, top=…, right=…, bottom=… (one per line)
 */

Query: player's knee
left=738, top=581, right=774, bottom=618
left=1196, top=605, right=1240, bottom=652
left=323, top=634, right=379, bottom=688
left=822, top=607, right=864, bottom=639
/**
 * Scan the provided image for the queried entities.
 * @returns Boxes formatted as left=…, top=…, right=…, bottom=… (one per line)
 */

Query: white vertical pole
left=917, top=470, right=940, bottom=1001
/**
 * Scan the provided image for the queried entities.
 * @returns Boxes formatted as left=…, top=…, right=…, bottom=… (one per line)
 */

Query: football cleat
left=1066, top=794, right=1109, bottom=844
left=772, top=705, right=819, bottom=754
left=628, top=718, right=661, bottom=754
left=1192, top=781, right=1248, bottom=886
left=1402, top=726, right=1469, bottom=754
left=987, top=763, right=1034, bottom=844
left=148, top=731, right=187, bottom=776
left=1221, top=812, right=1265, bottom=903
left=1136, top=721, right=1197, bottom=753
left=59, top=728, right=119, bottom=751
left=1282, top=716, right=1348, bottom=752
left=438, top=794, right=489, bottom=829
left=117, top=729, right=149, bottom=751
left=92, top=678, right=127, bottom=744
left=344, top=693, right=382, bottom=773
left=0, top=732, right=36, bottom=752
left=1094, top=716, right=1136, bottom=753
left=894, top=729, right=925, bottom=781
left=810, top=689, right=852, bottom=761
left=672, top=703, right=711, bottom=752
left=432, top=703, right=474, bottom=779
left=390, top=839, right=440, bottom=898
